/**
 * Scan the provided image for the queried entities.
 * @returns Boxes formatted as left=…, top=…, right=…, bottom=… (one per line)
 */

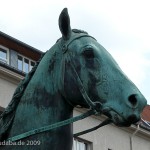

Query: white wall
left=0, top=66, right=23, bottom=107
left=0, top=77, right=18, bottom=107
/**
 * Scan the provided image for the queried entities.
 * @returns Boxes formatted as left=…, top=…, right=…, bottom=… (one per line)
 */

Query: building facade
left=0, top=31, right=150, bottom=150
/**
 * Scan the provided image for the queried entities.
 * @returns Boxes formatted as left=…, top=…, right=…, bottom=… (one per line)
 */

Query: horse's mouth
left=107, top=110, right=131, bottom=127
left=101, top=107, right=139, bottom=127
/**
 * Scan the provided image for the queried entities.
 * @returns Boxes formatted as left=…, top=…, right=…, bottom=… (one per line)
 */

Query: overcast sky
left=1, top=0, right=150, bottom=104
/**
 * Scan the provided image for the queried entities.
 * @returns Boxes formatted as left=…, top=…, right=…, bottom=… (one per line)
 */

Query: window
left=18, top=55, right=23, bottom=70
left=30, top=61, right=35, bottom=70
left=73, top=138, right=92, bottom=150
left=24, top=58, right=29, bottom=73
left=17, top=55, right=35, bottom=73
left=0, top=49, right=7, bottom=61
left=0, top=46, right=9, bottom=64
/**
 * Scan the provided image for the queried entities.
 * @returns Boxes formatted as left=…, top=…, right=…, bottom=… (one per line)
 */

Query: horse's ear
left=59, top=8, right=71, bottom=40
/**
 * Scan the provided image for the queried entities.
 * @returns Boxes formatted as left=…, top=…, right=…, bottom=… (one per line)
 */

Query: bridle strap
left=74, top=118, right=112, bottom=137
left=61, top=32, right=96, bottom=53
left=68, top=56, right=102, bottom=113
left=62, top=33, right=102, bottom=112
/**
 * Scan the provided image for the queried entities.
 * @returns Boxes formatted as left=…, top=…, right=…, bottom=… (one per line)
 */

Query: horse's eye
left=82, top=48, right=94, bottom=59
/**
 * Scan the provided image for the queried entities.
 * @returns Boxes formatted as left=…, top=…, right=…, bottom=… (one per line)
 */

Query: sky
left=0, top=0, right=150, bottom=104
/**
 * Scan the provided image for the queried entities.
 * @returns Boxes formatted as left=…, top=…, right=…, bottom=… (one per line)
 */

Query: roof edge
left=0, top=31, right=43, bottom=55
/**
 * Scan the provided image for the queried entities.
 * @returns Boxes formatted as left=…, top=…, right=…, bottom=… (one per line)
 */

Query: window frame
left=17, top=54, right=35, bottom=73
left=73, top=137, right=93, bottom=150
left=0, top=45, right=9, bottom=64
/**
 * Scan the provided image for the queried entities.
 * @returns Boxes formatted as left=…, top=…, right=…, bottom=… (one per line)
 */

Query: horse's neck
left=7, top=87, right=73, bottom=149
left=8, top=81, right=73, bottom=138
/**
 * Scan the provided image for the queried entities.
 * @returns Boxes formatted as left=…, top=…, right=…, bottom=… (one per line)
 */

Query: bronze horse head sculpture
left=0, top=8, right=147, bottom=150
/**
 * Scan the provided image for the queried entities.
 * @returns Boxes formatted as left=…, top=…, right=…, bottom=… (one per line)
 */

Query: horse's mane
left=0, top=53, right=45, bottom=140
left=72, top=29, right=88, bottom=34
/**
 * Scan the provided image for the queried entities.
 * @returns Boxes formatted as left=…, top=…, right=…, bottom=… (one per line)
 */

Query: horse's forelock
left=56, top=29, right=88, bottom=43
left=72, top=29, right=88, bottom=34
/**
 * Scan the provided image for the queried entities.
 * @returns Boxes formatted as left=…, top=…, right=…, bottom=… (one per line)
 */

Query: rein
left=7, top=110, right=95, bottom=142
left=7, top=33, right=112, bottom=142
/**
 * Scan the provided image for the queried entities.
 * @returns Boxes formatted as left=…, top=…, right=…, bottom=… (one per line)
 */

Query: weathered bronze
left=0, top=8, right=147, bottom=150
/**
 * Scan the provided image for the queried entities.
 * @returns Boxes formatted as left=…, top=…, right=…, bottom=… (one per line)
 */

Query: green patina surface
left=0, top=8, right=147, bottom=150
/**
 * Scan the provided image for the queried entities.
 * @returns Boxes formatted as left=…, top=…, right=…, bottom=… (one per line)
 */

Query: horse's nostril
left=128, top=94, right=137, bottom=107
